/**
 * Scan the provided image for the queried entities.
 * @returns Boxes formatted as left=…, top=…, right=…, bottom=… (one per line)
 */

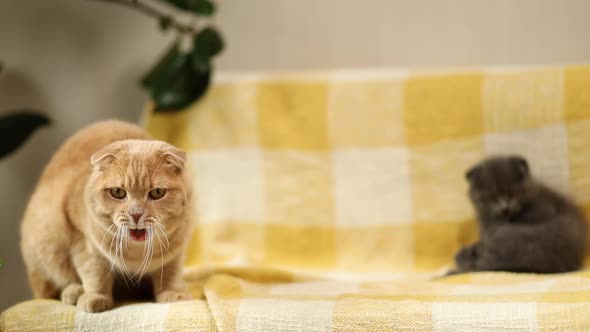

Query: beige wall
left=1, top=0, right=589, bottom=310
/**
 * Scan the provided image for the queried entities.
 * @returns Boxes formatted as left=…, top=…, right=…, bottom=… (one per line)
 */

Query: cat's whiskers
left=144, top=228, right=155, bottom=282
left=108, top=225, right=121, bottom=279
left=113, top=225, right=124, bottom=280
left=156, top=238, right=164, bottom=288
left=136, top=229, right=149, bottom=276
left=124, top=223, right=129, bottom=252
left=151, top=223, right=166, bottom=288
left=100, top=222, right=117, bottom=250
left=143, top=227, right=155, bottom=281
left=150, top=218, right=171, bottom=288
left=124, top=231, right=136, bottom=285
left=152, top=220, right=170, bottom=251
left=132, top=224, right=155, bottom=285
left=107, top=219, right=129, bottom=285
left=107, top=218, right=169, bottom=286
left=107, top=216, right=127, bottom=256
left=115, top=223, right=133, bottom=286
left=133, top=229, right=150, bottom=281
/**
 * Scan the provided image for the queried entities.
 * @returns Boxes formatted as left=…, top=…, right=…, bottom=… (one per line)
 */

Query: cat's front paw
left=77, top=292, right=114, bottom=313
left=156, top=290, right=193, bottom=303
left=455, top=245, right=479, bottom=270
left=61, top=283, right=84, bottom=305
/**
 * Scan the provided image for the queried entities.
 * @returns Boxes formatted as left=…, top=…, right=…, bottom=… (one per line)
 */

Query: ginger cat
left=20, top=120, right=193, bottom=312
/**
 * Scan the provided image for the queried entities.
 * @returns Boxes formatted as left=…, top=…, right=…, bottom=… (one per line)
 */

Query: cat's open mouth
left=129, top=229, right=147, bottom=241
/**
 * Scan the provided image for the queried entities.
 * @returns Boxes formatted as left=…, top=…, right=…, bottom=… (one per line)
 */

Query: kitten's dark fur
left=453, top=155, right=587, bottom=274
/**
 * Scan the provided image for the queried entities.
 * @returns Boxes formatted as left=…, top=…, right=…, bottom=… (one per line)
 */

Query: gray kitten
left=452, top=155, right=587, bottom=274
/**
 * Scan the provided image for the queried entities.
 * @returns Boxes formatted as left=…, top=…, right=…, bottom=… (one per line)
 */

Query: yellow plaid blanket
left=3, top=65, right=590, bottom=331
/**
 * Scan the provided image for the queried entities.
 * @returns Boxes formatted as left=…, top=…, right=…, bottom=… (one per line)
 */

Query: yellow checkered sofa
left=3, top=65, right=590, bottom=331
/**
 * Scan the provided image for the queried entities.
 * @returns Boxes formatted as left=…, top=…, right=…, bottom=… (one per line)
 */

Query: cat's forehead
left=119, top=139, right=163, bottom=155
left=103, top=142, right=165, bottom=176
left=476, top=159, right=521, bottom=185
left=91, top=140, right=185, bottom=191
left=101, top=155, right=172, bottom=189
left=483, top=159, right=514, bottom=173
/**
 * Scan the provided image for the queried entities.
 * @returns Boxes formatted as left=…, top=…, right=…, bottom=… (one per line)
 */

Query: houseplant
left=92, top=0, right=225, bottom=112
left=0, top=0, right=223, bottom=158
left=0, top=63, right=50, bottom=160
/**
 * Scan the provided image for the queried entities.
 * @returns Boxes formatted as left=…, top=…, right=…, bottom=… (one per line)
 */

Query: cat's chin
left=129, top=229, right=147, bottom=241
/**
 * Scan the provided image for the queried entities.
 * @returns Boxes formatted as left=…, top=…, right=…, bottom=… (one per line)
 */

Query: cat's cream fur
left=20, top=120, right=193, bottom=312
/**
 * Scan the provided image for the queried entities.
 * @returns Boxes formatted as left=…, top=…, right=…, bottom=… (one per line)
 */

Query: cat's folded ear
left=509, top=155, right=530, bottom=179
left=160, top=144, right=186, bottom=173
left=465, top=165, right=480, bottom=182
left=90, top=142, right=121, bottom=167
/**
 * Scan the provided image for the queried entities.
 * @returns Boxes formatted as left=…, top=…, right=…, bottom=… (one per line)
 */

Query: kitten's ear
left=161, top=144, right=186, bottom=173
left=465, top=165, right=480, bottom=182
left=510, top=155, right=529, bottom=179
left=90, top=143, right=120, bottom=167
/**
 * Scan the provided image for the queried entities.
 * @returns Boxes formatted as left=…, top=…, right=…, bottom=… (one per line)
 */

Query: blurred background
left=1, top=0, right=590, bottom=311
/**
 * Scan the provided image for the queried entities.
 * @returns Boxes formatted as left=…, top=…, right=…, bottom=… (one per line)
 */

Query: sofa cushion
left=1, top=298, right=215, bottom=332
left=4, top=270, right=590, bottom=331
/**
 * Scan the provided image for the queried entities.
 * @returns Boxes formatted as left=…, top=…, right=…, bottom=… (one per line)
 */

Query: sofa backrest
left=146, top=65, right=590, bottom=276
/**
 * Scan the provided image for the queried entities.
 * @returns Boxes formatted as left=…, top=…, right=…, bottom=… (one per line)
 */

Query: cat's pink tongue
left=129, top=229, right=147, bottom=241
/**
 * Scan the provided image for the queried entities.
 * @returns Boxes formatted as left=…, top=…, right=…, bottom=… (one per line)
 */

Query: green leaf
left=192, top=27, right=224, bottom=67
left=152, top=60, right=210, bottom=112
left=162, top=0, right=190, bottom=11
left=161, top=0, right=215, bottom=15
left=141, top=42, right=184, bottom=89
left=191, top=54, right=210, bottom=74
left=0, top=112, right=50, bottom=159
left=0, top=258, right=3, bottom=267
left=192, top=0, right=215, bottom=16
left=158, top=16, right=173, bottom=31
left=140, top=34, right=216, bottom=111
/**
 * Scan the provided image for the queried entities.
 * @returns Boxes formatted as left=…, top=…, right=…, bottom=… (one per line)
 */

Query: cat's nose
left=130, top=212, right=143, bottom=224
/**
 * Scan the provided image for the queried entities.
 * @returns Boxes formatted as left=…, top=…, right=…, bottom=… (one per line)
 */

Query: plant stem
left=89, top=0, right=197, bottom=34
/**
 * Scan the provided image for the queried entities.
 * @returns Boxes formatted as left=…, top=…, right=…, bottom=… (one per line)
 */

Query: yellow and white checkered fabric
left=147, top=65, right=590, bottom=275
left=5, top=270, right=590, bottom=331
left=3, top=65, right=590, bottom=331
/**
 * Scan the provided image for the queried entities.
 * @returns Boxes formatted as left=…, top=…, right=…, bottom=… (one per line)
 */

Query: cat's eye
left=110, top=187, right=126, bottom=199
left=148, top=188, right=166, bottom=200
